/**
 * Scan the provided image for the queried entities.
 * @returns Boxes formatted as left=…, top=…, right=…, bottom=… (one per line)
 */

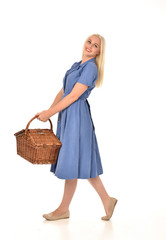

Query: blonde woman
left=35, top=34, right=118, bottom=221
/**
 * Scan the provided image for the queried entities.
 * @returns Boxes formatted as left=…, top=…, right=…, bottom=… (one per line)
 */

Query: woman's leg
left=51, top=178, right=78, bottom=215
left=87, top=176, right=111, bottom=215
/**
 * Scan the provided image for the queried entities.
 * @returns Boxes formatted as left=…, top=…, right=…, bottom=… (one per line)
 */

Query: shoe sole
left=44, top=216, right=70, bottom=221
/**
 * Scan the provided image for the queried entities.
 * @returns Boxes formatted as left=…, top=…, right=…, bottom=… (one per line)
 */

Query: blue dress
left=50, top=57, right=103, bottom=179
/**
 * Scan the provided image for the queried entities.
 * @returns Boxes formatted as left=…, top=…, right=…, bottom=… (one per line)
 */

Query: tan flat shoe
left=101, top=197, right=118, bottom=221
left=42, top=210, right=70, bottom=221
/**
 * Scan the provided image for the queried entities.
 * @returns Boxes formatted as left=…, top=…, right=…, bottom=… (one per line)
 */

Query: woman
left=35, top=34, right=118, bottom=221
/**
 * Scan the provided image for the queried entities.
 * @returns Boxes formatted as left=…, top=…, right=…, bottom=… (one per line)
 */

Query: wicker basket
left=14, top=116, right=62, bottom=164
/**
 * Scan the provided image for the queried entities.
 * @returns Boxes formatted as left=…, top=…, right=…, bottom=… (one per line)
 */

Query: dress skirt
left=50, top=97, right=103, bottom=179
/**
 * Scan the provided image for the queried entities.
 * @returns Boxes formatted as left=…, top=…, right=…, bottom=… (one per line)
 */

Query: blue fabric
left=50, top=57, right=103, bottom=179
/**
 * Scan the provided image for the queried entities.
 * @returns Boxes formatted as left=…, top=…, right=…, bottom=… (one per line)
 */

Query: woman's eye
left=88, top=40, right=91, bottom=44
left=94, top=44, right=97, bottom=48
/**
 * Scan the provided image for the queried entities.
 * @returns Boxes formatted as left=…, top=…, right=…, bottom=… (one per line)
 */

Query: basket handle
left=25, top=115, right=53, bottom=134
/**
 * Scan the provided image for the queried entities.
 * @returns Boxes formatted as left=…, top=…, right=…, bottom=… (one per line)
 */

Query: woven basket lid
left=26, top=129, right=62, bottom=146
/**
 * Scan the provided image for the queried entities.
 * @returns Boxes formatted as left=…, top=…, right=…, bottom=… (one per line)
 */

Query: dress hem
left=50, top=170, right=103, bottom=180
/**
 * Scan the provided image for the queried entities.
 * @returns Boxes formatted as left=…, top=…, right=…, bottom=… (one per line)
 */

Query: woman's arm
left=48, top=83, right=88, bottom=117
left=48, top=87, right=64, bottom=109
left=36, top=63, right=97, bottom=122
left=35, top=83, right=88, bottom=121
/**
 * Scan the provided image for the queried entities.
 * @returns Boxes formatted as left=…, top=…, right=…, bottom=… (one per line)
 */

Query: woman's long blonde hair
left=82, top=33, right=105, bottom=88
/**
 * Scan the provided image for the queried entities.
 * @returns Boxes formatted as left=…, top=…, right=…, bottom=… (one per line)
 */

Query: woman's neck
left=80, top=56, right=95, bottom=65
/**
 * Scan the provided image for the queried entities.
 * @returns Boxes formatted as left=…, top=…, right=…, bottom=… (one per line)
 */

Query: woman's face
left=83, top=35, right=101, bottom=58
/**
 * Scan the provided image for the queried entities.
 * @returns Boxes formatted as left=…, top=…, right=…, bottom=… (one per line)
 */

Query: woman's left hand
left=35, top=110, right=51, bottom=122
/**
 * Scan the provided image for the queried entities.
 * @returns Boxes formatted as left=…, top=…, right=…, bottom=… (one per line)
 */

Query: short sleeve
left=77, top=63, right=98, bottom=87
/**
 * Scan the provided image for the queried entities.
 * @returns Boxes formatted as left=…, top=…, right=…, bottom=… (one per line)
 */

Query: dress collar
left=78, top=57, right=96, bottom=67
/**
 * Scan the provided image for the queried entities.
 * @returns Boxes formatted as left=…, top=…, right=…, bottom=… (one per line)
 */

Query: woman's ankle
left=57, top=206, right=69, bottom=212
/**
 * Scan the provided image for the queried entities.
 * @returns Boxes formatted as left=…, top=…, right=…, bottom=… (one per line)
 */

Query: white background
left=0, top=0, right=166, bottom=239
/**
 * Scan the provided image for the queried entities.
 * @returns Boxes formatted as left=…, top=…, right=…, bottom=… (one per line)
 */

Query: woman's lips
left=86, top=48, right=91, bottom=52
